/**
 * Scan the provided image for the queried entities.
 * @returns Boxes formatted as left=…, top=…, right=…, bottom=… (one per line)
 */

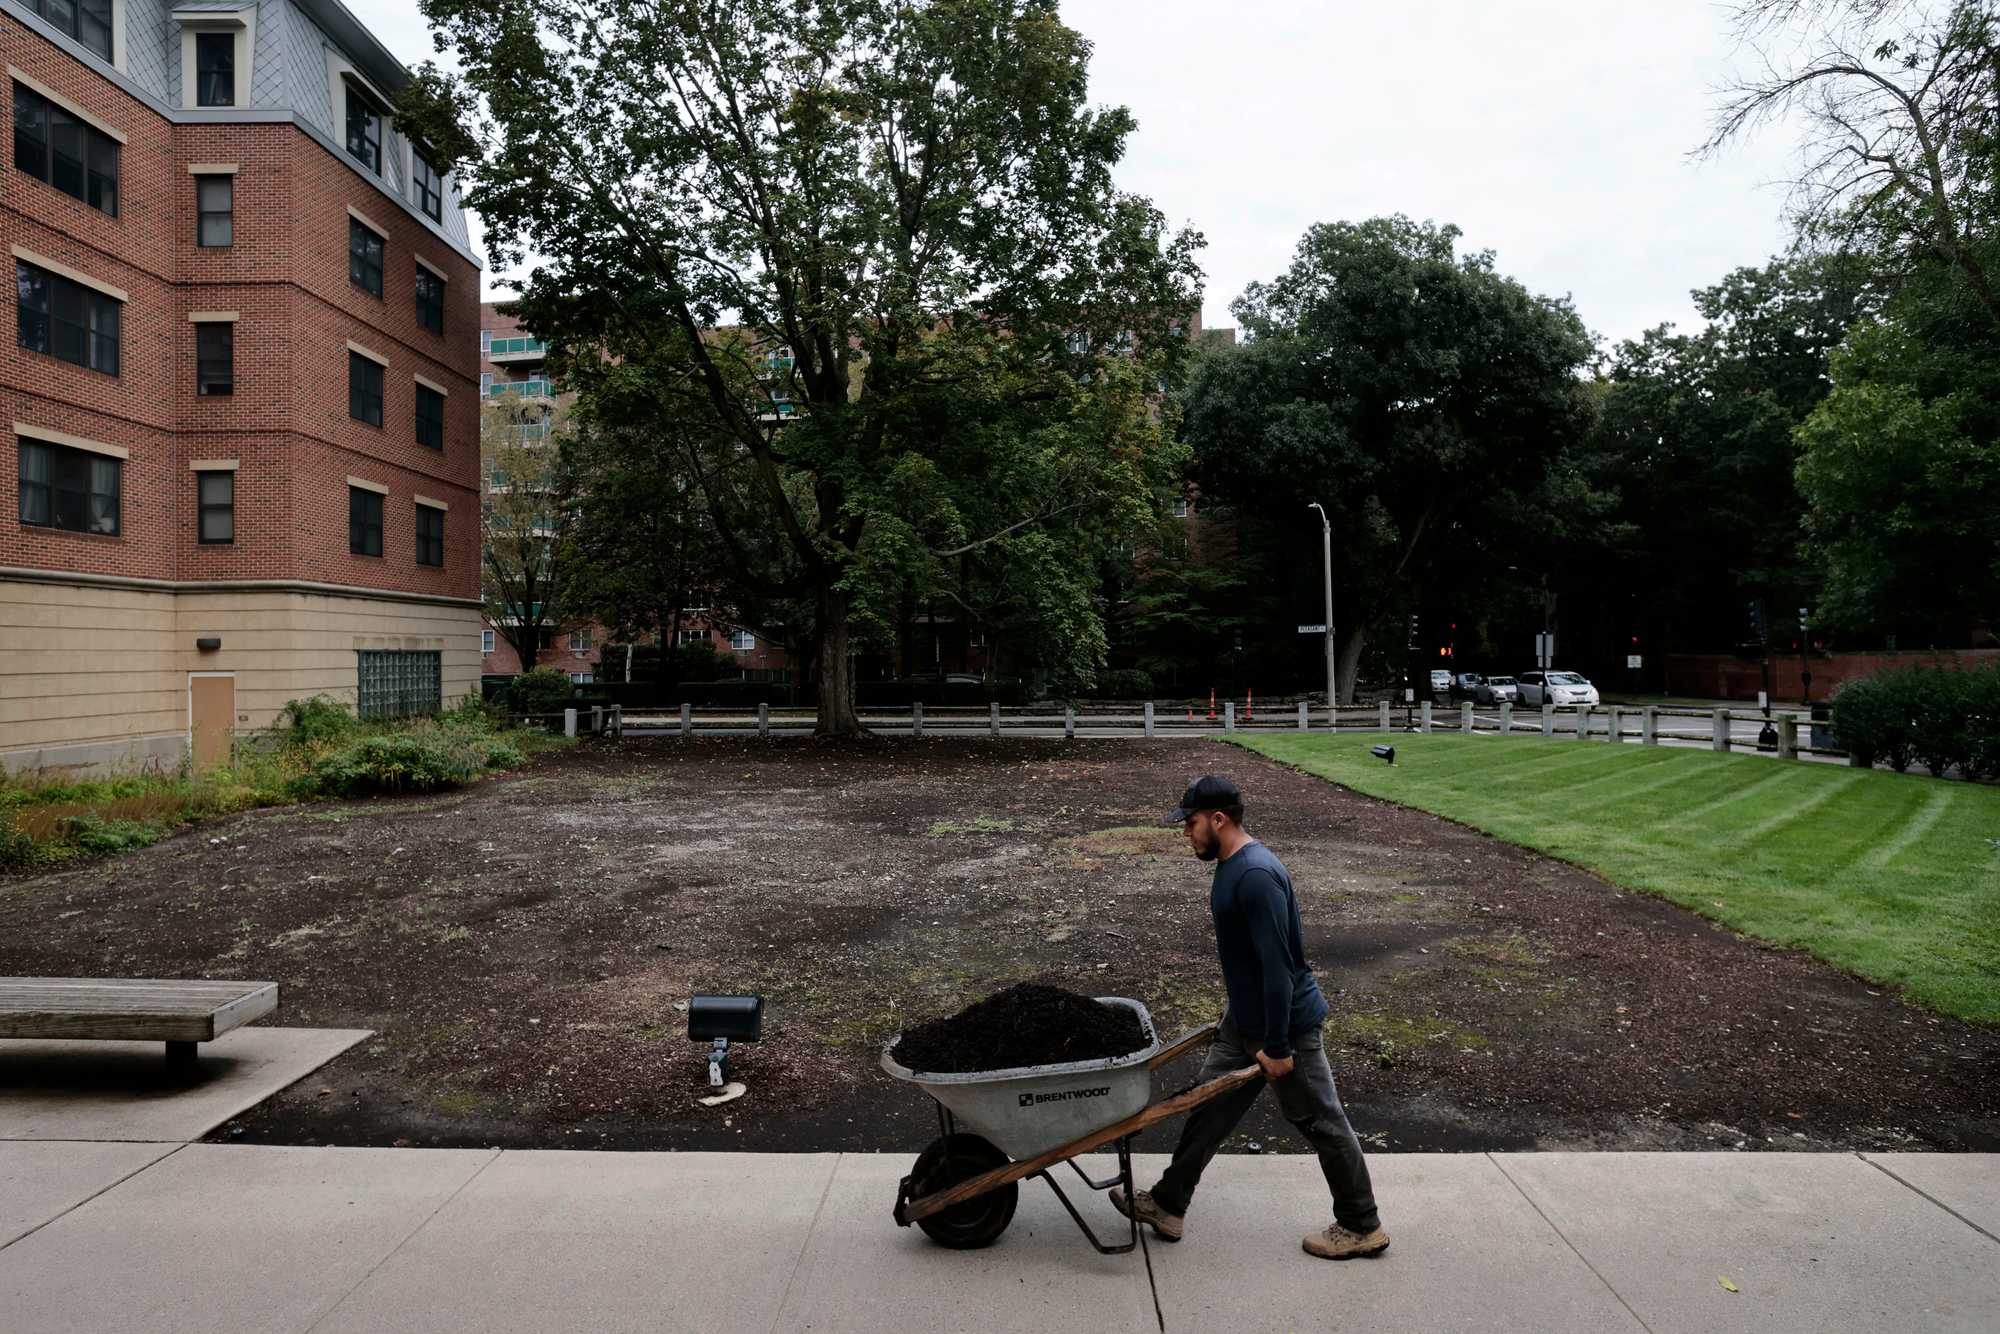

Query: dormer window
left=413, top=152, right=443, bottom=222
left=345, top=88, right=382, bottom=174
left=195, top=33, right=233, bottom=106
left=26, top=0, right=112, bottom=63
left=174, top=9, right=253, bottom=111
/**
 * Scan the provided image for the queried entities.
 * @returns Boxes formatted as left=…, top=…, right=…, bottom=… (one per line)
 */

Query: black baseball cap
left=1166, top=775, right=1243, bottom=825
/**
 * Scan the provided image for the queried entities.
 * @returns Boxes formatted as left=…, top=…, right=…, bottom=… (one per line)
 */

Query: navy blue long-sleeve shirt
left=1209, top=841, right=1328, bottom=1059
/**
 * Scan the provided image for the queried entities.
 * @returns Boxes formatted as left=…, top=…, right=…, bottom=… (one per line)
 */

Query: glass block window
left=198, top=469, right=233, bottom=544
left=348, top=486, right=383, bottom=556
left=415, top=502, right=444, bottom=567
left=356, top=649, right=440, bottom=721
left=349, top=218, right=383, bottom=296
left=195, top=32, right=234, bottom=107
left=18, top=438, right=118, bottom=535
left=12, top=83, right=117, bottom=216
left=196, top=173, right=231, bottom=246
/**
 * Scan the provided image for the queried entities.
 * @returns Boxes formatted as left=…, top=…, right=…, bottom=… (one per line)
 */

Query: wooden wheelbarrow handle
left=1147, top=1022, right=1218, bottom=1071
left=900, top=1062, right=1263, bottom=1225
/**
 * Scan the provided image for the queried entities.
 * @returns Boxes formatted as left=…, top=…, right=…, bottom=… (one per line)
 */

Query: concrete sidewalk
left=0, top=1146, right=1993, bottom=1332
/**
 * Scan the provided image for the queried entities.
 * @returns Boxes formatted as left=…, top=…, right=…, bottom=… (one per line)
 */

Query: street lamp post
left=1309, top=502, right=1334, bottom=724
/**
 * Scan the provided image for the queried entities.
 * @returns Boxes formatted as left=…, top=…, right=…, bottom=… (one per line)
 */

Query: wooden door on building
left=189, top=673, right=235, bottom=770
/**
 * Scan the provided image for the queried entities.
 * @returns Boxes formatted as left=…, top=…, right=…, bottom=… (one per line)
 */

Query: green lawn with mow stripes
left=1233, top=732, right=2000, bottom=1024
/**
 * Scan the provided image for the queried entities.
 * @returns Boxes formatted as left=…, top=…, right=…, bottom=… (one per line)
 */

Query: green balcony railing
left=488, top=336, right=547, bottom=356
left=485, top=378, right=554, bottom=398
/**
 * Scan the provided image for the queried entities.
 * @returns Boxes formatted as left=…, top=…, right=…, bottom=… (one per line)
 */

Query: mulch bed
left=1, top=736, right=1993, bottom=1154
left=892, top=983, right=1149, bottom=1073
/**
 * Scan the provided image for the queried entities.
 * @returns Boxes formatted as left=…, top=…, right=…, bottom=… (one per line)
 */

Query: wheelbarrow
left=884, top=998, right=1262, bottom=1253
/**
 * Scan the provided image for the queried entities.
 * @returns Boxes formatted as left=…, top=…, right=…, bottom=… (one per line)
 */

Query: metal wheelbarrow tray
left=883, top=998, right=1261, bottom=1253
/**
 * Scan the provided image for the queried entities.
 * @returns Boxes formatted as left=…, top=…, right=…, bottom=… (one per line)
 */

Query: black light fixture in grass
left=1370, top=745, right=1396, bottom=765
left=688, top=994, right=763, bottom=1086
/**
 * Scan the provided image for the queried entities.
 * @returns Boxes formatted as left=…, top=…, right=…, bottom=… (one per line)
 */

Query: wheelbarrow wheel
left=909, top=1133, right=1017, bottom=1250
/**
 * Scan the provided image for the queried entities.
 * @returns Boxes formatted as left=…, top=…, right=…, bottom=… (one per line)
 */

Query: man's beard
left=1194, top=843, right=1219, bottom=862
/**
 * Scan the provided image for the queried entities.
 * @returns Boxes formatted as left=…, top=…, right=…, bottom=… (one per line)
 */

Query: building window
left=344, top=88, right=381, bottom=174
left=195, top=173, right=232, bottom=246
left=479, top=329, right=492, bottom=355
left=21, top=0, right=111, bottom=62
left=17, top=261, right=119, bottom=375
left=569, top=628, right=592, bottom=654
left=18, top=438, right=119, bottom=535
left=1172, top=498, right=1189, bottom=518
left=731, top=630, right=755, bottom=651
left=482, top=628, right=495, bottom=655
left=413, top=152, right=443, bottom=222
left=349, top=351, right=384, bottom=426
left=677, top=629, right=705, bottom=647
left=356, top=649, right=440, bottom=720
left=416, top=503, right=444, bottom=567
left=414, top=268, right=444, bottom=334
left=196, top=321, right=232, bottom=395
left=479, top=372, right=492, bottom=395
left=569, top=671, right=592, bottom=685
left=195, top=32, right=234, bottom=106
left=197, top=469, right=233, bottom=544
left=12, top=83, right=118, bottom=217
left=415, top=382, right=445, bottom=449
left=349, top=218, right=383, bottom=297
left=348, top=486, right=383, bottom=556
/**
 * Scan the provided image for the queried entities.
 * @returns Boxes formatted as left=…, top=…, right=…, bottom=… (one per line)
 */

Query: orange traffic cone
left=1246, top=689, right=1254, bottom=721
left=1207, top=688, right=1216, bottom=720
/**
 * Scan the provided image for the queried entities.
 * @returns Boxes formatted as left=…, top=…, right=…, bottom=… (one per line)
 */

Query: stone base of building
left=1, top=572, right=482, bottom=780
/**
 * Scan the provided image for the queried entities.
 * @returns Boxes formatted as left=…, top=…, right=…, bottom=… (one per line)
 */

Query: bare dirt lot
left=3, top=737, right=1993, bottom=1156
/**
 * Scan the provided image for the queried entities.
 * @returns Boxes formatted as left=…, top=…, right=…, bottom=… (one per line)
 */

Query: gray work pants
left=1148, top=1014, right=1381, bottom=1234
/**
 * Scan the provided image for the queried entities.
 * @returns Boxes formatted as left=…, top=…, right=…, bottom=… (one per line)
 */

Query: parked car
left=1516, top=671, right=1599, bottom=707
left=1450, top=672, right=1485, bottom=702
left=1428, top=669, right=1453, bottom=700
left=1475, top=675, right=1521, bottom=705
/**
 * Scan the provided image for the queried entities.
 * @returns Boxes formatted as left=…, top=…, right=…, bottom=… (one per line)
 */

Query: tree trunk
left=1337, top=626, right=1367, bottom=706
left=815, top=585, right=863, bottom=736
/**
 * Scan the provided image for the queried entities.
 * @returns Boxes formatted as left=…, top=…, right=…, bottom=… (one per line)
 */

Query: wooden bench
left=0, top=977, right=278, bottom=1073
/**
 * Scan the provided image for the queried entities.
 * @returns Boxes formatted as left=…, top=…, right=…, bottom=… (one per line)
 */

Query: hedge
left=1830, top=664, right=2000, bottom=780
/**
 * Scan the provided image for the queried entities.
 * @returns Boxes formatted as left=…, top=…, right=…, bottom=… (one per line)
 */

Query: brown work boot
left=1303, top=1222, right=1390, bottom=1260
left=1110, top=1187, right=1184, bottom=1242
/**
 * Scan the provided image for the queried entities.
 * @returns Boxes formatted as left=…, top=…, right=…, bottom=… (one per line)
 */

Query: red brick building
left=2, top=0, right=483, bottom=775
left=477, top=300, right=792, bottom=683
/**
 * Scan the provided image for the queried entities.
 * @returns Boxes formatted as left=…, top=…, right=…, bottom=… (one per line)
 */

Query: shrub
left=503, top=666, right=574, bottom=717
left=1085, top=668, right=1154, bottom=699
left=0, top=809, right=35, bottom=871
left=311, top=729, right=490, bottom=797
left=1831, top=665, right=1996, bottom=778
left=278, top=695, right=358, bottom=748
left=61, top=812, right=166, bottom=854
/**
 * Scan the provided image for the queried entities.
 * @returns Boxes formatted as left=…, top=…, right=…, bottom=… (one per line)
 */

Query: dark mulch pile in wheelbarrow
left=892, top=982, right=1150, bottom=1073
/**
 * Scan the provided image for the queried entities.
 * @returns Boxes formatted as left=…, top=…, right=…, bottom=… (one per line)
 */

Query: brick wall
left=2, top=16, right=479, bottom=601
left=1664, top=649, right=2000, bottom=701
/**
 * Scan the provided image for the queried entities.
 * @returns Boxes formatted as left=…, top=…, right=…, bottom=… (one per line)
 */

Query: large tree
left=404, top=0, right=1201, bottom=733
left=1180, top=217, right=1598, bottom=701
left=481, top=400, right=584, bottom=674
left=1588, top=255, right=1874, bottom=651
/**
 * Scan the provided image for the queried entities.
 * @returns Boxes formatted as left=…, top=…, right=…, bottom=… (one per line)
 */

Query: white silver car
left=1516, top=671, right=1599, bottom=707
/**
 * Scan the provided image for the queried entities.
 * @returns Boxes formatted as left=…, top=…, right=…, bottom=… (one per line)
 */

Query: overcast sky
left=346, top=0, right=1803, bottom=355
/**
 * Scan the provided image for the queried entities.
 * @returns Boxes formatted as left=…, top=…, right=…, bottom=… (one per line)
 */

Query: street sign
left=1534, top=632, right=1554, bottom=669
left=1297, top=624, right=1327, bottom=634
left=1626, top=654, right=1642, bottom=669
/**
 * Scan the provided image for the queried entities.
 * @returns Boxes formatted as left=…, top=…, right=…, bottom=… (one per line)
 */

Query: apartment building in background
left=2, top=0, right=483, bottom=775
left=477, top=300, right=790, bottom=684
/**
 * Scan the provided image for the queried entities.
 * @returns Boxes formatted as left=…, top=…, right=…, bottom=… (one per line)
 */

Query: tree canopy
left=405, top=0, right=1202, bottom=730
left=1180, top=216, right=1599, bottom=700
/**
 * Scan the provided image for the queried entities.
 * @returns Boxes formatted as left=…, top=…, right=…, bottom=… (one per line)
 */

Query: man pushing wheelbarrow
left=1113, top=774, right=1391, bottom=1261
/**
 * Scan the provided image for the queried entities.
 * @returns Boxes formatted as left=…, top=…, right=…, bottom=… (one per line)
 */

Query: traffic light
left=1748, top=601, right=1766, bottom=641
left=1407, top=613, right=1420, bottom=649
left=1798, top=606, right=1810, bottom=633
